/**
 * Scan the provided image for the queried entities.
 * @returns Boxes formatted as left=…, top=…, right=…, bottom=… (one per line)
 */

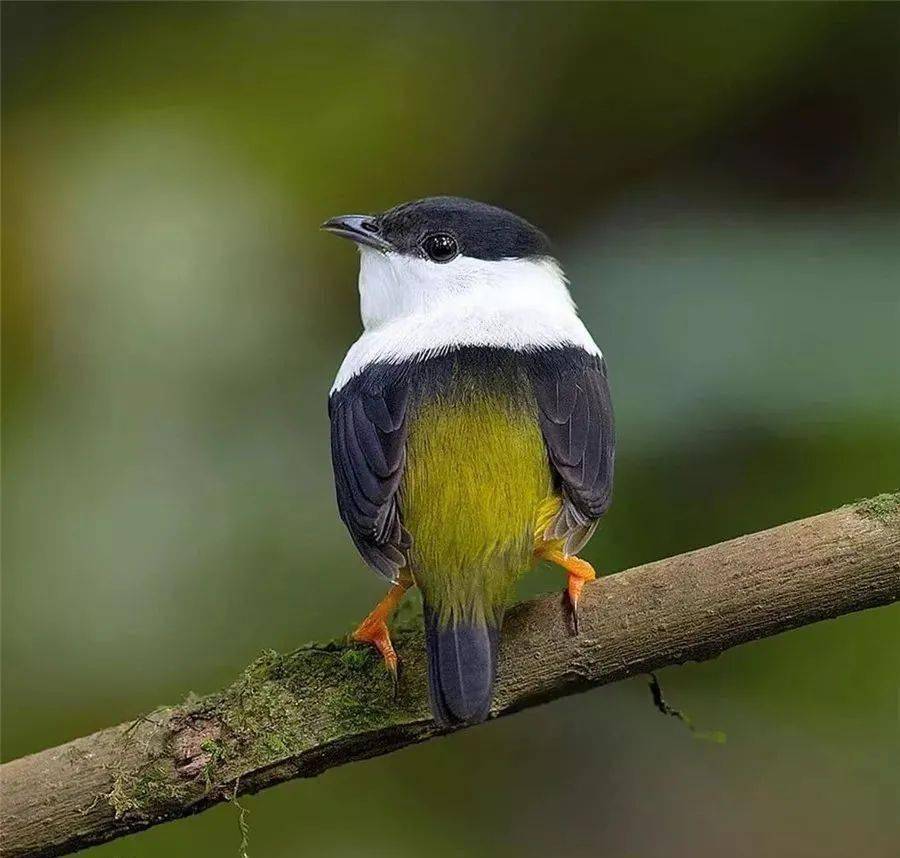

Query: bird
left=323, top=196, right=614, bottom=727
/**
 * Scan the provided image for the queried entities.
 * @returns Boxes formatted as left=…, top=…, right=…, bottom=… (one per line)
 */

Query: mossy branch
left=2, top=495, right=899, bottom=858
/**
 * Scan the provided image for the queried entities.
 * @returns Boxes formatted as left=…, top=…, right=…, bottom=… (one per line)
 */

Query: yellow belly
left=399, top=391, right=558, bottom=624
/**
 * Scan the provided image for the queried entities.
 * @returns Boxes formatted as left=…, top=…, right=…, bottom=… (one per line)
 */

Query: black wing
left=525, top=349, right=615, bottom=554
left=329, top=367, right=411, bottom=581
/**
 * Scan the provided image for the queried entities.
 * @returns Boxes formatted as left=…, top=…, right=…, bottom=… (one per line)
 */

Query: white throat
left=332, top=249, right=601, bottom=392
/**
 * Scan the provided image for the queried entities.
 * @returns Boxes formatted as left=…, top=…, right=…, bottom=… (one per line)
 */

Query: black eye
left=422, top=233, right=459, bottom=263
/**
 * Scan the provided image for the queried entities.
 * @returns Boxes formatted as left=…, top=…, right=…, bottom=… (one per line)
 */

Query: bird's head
left=322, top=196, right=567, bottom=330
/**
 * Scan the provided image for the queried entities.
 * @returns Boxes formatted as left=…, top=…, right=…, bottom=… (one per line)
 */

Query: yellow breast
left=399, top=391, right=556, bottom=622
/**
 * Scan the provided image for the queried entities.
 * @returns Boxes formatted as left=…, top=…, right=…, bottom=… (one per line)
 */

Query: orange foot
left=351, top=576, right=412, bottom=692
left=536, top=548, right=597, bottom=634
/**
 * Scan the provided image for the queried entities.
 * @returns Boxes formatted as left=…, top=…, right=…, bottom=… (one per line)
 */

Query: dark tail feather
left=423, top=604, right=500, bottom=727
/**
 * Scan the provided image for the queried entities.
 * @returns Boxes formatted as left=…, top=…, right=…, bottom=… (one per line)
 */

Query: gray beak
left=321, top=214, right=393, bottom=252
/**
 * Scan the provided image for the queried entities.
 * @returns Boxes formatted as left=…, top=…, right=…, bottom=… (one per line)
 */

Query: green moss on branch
left=855, top=491, right=900, bottom=526
left=108, top=627, right=432, bottom=823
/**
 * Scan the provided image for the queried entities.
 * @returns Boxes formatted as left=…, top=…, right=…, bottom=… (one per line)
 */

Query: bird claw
left=564, top=589, right=581, bottom=635
left=566, top=575, right=585, bottom=635
left=352, top=619, right=401, bottom=693
left=537, top=548, right=595, bottom=637
left=388, top=659, right=400, bottom=700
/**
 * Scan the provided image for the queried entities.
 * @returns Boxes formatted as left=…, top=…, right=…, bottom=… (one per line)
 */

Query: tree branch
left=2, top=496, right=898, bottom=858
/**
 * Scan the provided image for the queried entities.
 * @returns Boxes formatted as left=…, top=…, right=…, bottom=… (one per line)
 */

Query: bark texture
left=2, top=496, right=898, bottom=858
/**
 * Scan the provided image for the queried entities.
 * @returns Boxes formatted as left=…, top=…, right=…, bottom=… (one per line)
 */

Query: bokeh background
left=3, top=3, right=899, bottom=857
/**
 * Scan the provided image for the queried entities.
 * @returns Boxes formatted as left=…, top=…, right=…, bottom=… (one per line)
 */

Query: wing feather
left=526, top=350, right=615, bottom=554
left=329, top=368, right=411, bottom=581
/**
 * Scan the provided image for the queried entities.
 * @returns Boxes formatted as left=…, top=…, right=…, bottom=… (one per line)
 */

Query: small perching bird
left=324, top=197, right=614, bottom=727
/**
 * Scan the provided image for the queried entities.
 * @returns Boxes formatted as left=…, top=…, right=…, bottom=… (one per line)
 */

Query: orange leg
left=351, top=574, right=413, bottom=686
left=536, top=548, right=596, bottom=633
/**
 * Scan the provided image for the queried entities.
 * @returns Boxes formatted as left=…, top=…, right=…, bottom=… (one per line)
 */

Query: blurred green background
left=3, top=3, right=899, bottom=857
